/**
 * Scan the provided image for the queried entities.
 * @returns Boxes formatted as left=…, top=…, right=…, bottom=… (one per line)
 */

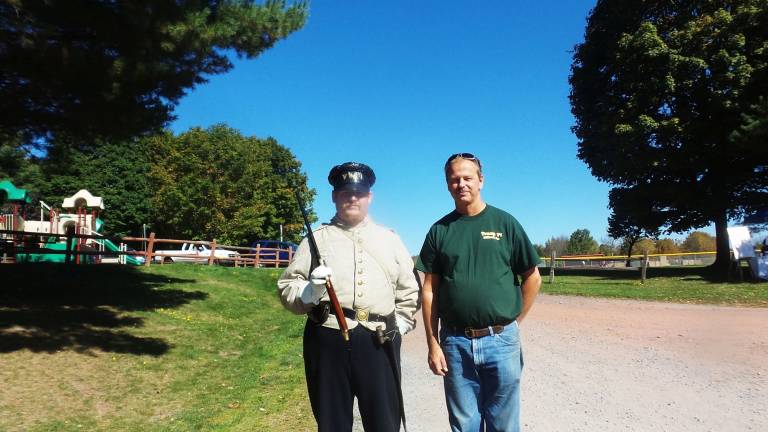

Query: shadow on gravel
left=0, top=264, right=205, bottom=356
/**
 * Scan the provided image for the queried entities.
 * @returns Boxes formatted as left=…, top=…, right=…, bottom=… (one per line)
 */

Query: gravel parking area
left=355, top=294, right=768, bottom=431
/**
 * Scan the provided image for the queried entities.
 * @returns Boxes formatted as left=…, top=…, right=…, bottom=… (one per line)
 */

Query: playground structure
left=0, top=180, right=32, bottom=261
left=0, top=179, right=31, bottom=234
left=1, top=181, right=142, bottom=265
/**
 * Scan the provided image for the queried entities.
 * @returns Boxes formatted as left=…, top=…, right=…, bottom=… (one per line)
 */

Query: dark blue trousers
left=303, top=320, right=402, bottom=432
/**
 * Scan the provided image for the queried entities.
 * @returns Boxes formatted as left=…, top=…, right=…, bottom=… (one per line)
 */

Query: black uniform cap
left=328, top=162, right=376, bottom=193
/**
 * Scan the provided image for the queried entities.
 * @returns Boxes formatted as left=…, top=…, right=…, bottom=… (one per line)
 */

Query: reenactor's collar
left=330, top=215, right=371, bottom=231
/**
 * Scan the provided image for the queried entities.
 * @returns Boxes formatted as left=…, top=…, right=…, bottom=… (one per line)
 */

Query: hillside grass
left=1, top=264, right=766, bottom=431
left=0, top=264, right=314, bottom=431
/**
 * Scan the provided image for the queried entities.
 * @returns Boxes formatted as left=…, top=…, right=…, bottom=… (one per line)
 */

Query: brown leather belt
left=461, top=320, right=514, bottom=339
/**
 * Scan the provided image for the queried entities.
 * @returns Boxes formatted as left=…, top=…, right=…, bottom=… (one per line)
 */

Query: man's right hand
left=309, top=265, right=333, bottom=286
left=427, top=345, right=449, bottom=377
left=300, top=265, right=332, bottom=305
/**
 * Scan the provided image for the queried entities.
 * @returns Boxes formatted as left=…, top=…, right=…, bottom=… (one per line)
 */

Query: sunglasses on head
left=445, top=153, right=481, bottom=169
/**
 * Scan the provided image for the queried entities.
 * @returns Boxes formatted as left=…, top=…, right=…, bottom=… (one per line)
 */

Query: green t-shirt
left=416, top=205, right=541, bottom=328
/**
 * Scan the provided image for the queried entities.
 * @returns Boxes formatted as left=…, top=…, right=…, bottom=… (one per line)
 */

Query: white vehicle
left=153, top=243, right=240, bottom=265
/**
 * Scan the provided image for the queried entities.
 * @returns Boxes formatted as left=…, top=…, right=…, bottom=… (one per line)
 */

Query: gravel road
left=354, top=294, right=768, bottom=431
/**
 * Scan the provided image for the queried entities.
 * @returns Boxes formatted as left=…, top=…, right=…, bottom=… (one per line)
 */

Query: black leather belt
left=309, top=302, right=396, bottom=329
left=341, top=307, right=393, bottom=325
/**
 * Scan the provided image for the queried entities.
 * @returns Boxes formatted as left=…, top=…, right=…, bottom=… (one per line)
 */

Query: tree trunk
left=712, top=210, right=731, bottom=280
left=625, top=236, right=638, bottom=267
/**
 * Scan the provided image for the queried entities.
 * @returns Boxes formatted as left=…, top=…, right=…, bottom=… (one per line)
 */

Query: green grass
left=0, top=264, right=314, bottom=431
left=540, top=267, right=768, bottom=306
left=2, top=264, right=765, bottom=431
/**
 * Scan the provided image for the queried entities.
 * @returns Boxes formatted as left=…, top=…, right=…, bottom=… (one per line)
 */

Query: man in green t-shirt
left=416, top=153, right=542, bottom=432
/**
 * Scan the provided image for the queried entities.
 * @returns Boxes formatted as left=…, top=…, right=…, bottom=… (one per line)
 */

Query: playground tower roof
left=0, top=179, right=32, bottom=204
left=62, top=189, right=104, bottom=210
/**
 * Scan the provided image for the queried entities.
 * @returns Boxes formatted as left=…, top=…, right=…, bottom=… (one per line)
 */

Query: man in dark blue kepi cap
left=278, top=161, right=418, bottom=432
left=327, top=161, right=376, bottom=193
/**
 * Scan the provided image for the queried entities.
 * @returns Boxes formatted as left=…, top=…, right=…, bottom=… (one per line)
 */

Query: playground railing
left=0, top=229, right=145, bottom=264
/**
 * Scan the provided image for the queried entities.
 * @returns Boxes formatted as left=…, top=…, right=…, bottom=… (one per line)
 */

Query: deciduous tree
left=682, top=231, right=717, bottom=252
left=0, top=0, right=307, bottom=147
left=565, top=229, right=598, bottom=255
left=543, top=235, right=569, bottom=257
left=655, top=238, right=681, bottom=254
left=25, top=137, right=152, bottom=238
left=570, top=0, right=768, bottom=278
left=607, top=187, right=663, bottom=264
left=148, top=124, right=313, bottom=245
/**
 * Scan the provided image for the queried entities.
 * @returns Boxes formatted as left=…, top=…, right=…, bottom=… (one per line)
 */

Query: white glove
left=300, top=265, right=332, bottom=305
left=395, top=315, right=413, bottom=335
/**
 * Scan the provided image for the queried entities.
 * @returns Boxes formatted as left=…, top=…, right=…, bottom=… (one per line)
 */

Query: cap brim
left=335, top=183, right=370, bottom=193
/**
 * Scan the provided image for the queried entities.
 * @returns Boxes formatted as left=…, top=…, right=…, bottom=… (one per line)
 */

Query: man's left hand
left=395, top=316, right=413, bottom=335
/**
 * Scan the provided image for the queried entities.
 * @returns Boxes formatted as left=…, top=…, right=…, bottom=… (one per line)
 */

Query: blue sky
left=171, top=0, right=623, bottom=254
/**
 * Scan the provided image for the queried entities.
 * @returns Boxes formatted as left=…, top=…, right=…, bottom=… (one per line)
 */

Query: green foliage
left=598, top=242, right=619, bottom=256
left=607, top=187, right=663, bottom=252
left=0, top=0, right=308, bottom=147
left=682, top=231, right=717, bottom=252
left=570, top=0, right=768, bottom=274
left=148, top=125, right=314, bottom=245
left=0, top=134, right=46, bottom=201
left=631, top=238, right=656, bottom=255
left=0, top=135, right=26, bottom=179
left=565, top=229, right=599, bottom=255
left=4, top=125, right=313, bottom=243
left=655, top=238, right=681, bottom=254
left=542, top=235, right=569, bottom=257
left=25, top=138, right=152, bottom=238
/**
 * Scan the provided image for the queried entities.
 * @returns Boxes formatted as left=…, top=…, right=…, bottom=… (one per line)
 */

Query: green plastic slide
left=102, top=238, right=143, bottom=265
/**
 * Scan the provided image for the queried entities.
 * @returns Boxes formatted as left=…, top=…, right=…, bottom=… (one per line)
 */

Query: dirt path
left=360, top=294, right=768, bottom=431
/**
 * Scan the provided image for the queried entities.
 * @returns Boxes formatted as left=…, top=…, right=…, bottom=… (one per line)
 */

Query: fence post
left=208, top=239, right=217, bottom=266
left=641, top=250, right=649, bottom=284
left=144, top=232, right=155, bottom=267
left=64, top=227, right=74, bottom=265
left=549, top=250, right=556, bottom=284
left=254, top=244, right=260, bottom=268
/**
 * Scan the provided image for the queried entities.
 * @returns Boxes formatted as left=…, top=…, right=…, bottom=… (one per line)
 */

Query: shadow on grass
left=0, top=264, right=206, bottom=356
left=542, top=266, right=726, bottom=282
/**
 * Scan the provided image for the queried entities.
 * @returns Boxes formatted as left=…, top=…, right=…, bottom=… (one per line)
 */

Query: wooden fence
left=0, top=229, right=293, bottom=268
left=122, top=234, right=293, bottom=268
left=539, top=250, right=743, bottom=283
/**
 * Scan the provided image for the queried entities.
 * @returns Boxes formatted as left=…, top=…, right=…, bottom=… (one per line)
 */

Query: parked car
left=249, top=240, right=298, bottom=266
left=153, top=242, right=240, bottom=265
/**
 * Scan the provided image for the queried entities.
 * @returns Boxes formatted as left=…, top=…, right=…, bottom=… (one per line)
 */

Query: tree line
left=1, top=125, right=315, bottom=246
left=1, top=1, right=312, bottom=246
left=535, top=228, right=719, bottom=259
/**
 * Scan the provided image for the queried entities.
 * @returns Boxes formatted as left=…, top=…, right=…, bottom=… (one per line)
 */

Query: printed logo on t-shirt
left=481, top=231, right=503, bottom=240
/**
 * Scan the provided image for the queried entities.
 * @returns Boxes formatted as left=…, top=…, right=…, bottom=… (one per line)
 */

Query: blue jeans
left=440, top=321, right=524, bottom=432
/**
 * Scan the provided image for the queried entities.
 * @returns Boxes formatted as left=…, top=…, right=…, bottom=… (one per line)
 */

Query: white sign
left=727, top=226, right=754, bottom=260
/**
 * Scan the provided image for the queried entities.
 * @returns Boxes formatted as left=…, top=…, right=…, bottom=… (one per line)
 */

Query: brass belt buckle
left=355, top=308, right=370, bottom=322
